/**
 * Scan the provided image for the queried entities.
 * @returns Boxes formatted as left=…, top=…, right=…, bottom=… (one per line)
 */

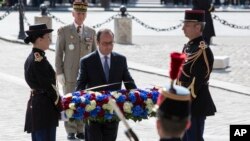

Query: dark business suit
left=76, top=50, right=137, bottom=141
left=160, top=138, right=181, bottom=141
left=193, top=0, right=215, bottom=45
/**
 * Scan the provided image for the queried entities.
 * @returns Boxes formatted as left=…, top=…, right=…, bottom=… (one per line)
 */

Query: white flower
left=102, top=99, right=115, bottom=114
left=85, top=100, right=96, bottom=112
left=145, top=98, right=154, bottom=114
left=80, top=96, right=85, bottom=103
left=123, top=102, right=133, bottom=113
left=145, top=98, right=153, bottom=105
left=69, top=103, right=76, bottom=110
left=146, top=104, right=154, bottom=114
left=111, top=91, right=122, bottom=99
left=65, top=109, right=74, bottom=118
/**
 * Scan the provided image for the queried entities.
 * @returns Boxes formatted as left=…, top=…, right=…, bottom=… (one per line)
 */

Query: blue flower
left=72, top=91, right=81, bottom=97
left=104, top=112, right=113, bottom=120
left=72, top=96, right=81, bottom=104
left=90, top=106, right=101, bottom=118
left=73, top=107, right=84, bottom=120
left=128, top=92, right=136, bottom=103
left=151, top=91, right=160, bottom=103
left=84, top=94, right=91, bottom=104
left=139, top=90, right=147, bottom=101
left=96, top=94, right=105, bottom=101
left=117, top=95, right=126, bottom=103
left=132, top=105, right=144, bottom=117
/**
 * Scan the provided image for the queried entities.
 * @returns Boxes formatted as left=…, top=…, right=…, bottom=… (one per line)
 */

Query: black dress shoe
left=67, top=133, right=76, bottom=140
left=76, top=133, right=85, bottom=139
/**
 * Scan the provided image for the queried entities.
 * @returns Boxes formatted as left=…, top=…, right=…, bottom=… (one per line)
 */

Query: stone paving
left=1, top=40, right=250, bottom=141
left=113, top=36, right=250, bottom=88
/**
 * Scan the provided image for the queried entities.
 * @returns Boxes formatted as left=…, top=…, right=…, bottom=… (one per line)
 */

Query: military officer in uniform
left=55, top=1, right=96, bottom=140
left=178, top=10, right=217, bottom=141
left=24, top=24, right=61, bottom=141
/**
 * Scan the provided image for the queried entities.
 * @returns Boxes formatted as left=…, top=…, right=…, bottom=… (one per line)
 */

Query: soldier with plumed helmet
left=155, top=52, right=191, bottom=141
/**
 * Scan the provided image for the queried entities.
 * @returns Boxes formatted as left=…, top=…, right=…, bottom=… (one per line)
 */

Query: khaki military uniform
left=55, top=23, right=96, bottom=134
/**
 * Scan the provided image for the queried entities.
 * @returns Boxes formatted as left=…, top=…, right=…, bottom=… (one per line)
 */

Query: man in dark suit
left=178, top=10, right=216, bottom=141
left=76, top=28, right=137, bottom=141
left=193, top=0, right=216, bottom=45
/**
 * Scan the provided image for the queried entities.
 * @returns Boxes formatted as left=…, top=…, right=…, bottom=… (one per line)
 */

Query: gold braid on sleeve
left=188, top=77, right=196, bottom=98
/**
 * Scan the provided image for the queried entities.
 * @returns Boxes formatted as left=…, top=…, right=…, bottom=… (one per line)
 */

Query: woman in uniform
left=24, top=23, right=61, bottom=141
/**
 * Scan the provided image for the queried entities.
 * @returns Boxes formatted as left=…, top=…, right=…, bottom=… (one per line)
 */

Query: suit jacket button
left=30, top=106, right=32, bottom=108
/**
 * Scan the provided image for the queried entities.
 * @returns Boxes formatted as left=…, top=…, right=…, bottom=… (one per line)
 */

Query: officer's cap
left=184, top=10, right=205, bottom=22
left=156, top=85, right=191, bottom=121
left=25, top=23, right=53, bottom=36
left=73, top=1, right=88, bottom=13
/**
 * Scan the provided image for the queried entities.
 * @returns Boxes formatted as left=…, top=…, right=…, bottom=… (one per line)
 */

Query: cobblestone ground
left=1, top=39, right=250, bottom=141
left=114, top=36, right=250, bottom=88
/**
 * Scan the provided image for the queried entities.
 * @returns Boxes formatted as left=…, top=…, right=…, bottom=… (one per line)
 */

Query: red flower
left=98, top=109, right=105, bottom=117
left=147, top=93, right=153, bottom=98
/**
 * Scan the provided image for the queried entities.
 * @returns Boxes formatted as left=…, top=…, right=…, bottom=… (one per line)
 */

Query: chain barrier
left=127, top=13, right=183, bottom=32
left=23, top=13, right=31, bottom=26
left=0, top=3, right=18, bottom=21
left=212, top=14, right=250, bottom=30
left=91, top=13, right=120, bottom=29
left=47, top=10, right=67, bottom=25
left=45, top=11, right=182, bottom=32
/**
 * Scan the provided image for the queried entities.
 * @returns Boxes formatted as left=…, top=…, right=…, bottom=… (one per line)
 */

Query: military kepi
left=25, top=23, right=53, bottom=36
left=156, top=52, right=191, bottom=121
left=184, top=10, right=205, bottom=22
left=73, top=1, right=88, bottom=13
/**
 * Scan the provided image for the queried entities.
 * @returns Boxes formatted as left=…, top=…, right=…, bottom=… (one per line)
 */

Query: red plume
left=169, top=52, right=186, bottom=80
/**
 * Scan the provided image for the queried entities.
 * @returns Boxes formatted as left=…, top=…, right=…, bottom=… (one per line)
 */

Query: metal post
left=120, top=5, right=127, bottom=17
left=18, top=0, right=26, bottom=39
left=40, top=4, right=48, bottom=16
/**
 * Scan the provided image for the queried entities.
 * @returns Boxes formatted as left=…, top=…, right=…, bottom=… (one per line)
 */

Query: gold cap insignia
left=73, top=2, right=88, bottom=13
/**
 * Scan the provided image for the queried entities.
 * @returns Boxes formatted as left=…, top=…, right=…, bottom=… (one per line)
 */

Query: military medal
left=69, top=44, right=74, bottom=50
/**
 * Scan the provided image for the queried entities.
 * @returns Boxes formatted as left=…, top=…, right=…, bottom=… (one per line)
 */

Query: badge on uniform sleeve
left=69, top=44, right=74, bottom=50
left=34, top=52, right=43, bottom=62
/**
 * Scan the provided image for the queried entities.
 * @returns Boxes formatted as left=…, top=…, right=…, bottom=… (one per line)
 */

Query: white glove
left=57, top=74, right=65, bottom=86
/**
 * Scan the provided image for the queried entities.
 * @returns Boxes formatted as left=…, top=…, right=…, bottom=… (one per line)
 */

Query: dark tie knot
left=77, top=26, right=81, bottom=33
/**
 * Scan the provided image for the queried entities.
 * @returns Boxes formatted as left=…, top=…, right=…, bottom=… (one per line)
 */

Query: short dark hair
left=96, top=28, right=114, bottom=42
left=158, top=115, right=188, bottom=137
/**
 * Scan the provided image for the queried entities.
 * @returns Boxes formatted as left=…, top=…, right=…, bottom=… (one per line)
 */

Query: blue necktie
left=104, top=56, right=109, bottom=82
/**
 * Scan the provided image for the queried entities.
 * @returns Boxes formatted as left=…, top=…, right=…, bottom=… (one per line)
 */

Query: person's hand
left=57, top=74, right=65, bottom=86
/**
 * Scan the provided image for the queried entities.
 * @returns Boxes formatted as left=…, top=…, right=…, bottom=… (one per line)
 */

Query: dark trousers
left=85, top=121, right=119, bottom=141
left=31, top=126, right=56, bottom=141
left=182, top=116, right=206, bottom=141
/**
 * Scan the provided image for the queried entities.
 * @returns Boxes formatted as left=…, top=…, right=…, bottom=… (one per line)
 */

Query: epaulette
left=198, top=41, right=207, bottom=50
left=57, top=27, right=64, bottom=35
left=34, top=52, right=43, bottom=62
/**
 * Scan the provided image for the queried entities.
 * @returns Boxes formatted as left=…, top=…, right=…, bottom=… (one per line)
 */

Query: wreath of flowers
left=62, top=88, right=160, bottom=122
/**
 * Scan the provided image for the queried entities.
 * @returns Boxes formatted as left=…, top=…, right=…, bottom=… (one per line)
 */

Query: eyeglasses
left=101, top=41, right=114, bottom=46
